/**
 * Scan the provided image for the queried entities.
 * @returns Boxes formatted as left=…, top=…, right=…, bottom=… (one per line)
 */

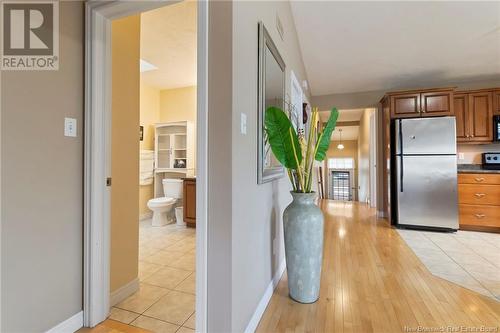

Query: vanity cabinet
left=386, top=88, right=454, bottom=119
left=458, top=173, right=500, bottom=232
left=183, top=178, right=196, bottom=228
left=454, top=91, right=493, bottom=143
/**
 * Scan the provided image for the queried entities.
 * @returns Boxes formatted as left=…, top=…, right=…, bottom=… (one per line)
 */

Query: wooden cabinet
left=455, top=91, right=493, bottom=143
left=183, top=178, right=196, bottom=228
left=387, top=88, right=454, bottom=119
left=493, top=89, right=500, bottom=115
left=458, top=173, right=500, bottom=232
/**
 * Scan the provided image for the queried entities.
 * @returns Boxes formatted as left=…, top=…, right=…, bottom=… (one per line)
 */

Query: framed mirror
left=257, top=22, right=286, bottom=184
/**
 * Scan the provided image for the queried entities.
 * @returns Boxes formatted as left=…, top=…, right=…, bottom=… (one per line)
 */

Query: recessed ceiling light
left=140, top=59, right=158, bottom=73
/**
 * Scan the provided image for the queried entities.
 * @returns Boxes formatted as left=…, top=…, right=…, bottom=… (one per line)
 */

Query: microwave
left=495, top=115, right=500, bottom=142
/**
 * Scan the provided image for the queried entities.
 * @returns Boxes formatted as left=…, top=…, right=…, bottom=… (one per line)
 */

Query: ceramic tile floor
left=109, top=219, right=196, bottom=333
left=397, top=228, right=500, bottom=301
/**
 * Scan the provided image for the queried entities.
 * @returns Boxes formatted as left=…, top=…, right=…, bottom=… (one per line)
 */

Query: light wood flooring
left=256, top=200, right=500, bottom=332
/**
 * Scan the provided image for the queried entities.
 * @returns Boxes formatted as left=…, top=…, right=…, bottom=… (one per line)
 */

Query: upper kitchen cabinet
left=455, top=90, right=493, bottom=143
left=385, top=88, right=454, bottom=119
left=493, top=89, right=500, bottom=115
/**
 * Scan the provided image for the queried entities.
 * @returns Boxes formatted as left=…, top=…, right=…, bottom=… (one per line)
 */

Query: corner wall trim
left=45, top=311, right=83, bottom=333
left=109, top=278, right=139, bottom=307
left=244, top=259, right=286, bottom=333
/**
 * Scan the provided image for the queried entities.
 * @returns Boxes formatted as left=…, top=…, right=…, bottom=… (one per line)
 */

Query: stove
left=482, top=152, right=500, bottom=170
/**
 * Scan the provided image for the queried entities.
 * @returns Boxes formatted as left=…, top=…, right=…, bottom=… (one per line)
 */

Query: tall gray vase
left=283, top=191, right=324, bottom=303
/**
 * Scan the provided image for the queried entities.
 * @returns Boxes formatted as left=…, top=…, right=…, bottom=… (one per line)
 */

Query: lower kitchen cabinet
left=458, top=173, right=500, bottom=232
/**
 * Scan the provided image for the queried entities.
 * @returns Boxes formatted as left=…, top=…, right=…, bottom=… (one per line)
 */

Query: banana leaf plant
left=264, top=106, right=339, bottom=193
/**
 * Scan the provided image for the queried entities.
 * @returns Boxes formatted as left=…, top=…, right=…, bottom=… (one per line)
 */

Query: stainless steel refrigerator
left=393, top=117, right=459, bottom=231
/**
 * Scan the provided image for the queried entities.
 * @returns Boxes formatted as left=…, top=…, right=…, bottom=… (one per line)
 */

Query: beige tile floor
left=109, top=219, right=196, bottom=333
left=398, top=228, right=500, bottom=301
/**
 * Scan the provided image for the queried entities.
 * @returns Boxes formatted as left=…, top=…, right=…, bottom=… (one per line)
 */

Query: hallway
left=256, top=200, right=500, bottom=332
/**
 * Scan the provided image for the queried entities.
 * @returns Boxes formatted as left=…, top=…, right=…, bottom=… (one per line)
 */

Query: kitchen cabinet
left=493, top=89, right=500, bottom=115
left=458, top=173, right=500, bottom=232
left=387, top=88, right=454, bottom=119
left=183, top=178, right=196, bottom=228
left=455, top=91, right=493, bottom=143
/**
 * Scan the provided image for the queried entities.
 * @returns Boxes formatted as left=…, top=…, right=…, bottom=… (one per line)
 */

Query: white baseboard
left=139, top=212, right=153, bottom=221
left=45, top=311, right=83, bottom=333
left=244, top=259, right=286, bottom=333
left=110, top=278, right=139, bottom=307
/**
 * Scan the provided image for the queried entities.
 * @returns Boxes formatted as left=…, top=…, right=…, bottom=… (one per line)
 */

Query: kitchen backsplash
left=457, top=143, right=500, bottom=164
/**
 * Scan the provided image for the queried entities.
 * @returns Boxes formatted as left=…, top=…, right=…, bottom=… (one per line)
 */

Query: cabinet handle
left=474, top=193, right=486, bottom=198
left=471, top=134, right=475, bottom=138
left=474, top=213, right=486, bottom=219
left=474, top=177, right=485, bottom=182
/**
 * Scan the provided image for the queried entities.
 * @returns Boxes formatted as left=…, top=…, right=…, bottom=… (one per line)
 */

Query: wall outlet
left=240, top=113, right=247, bottom=135
left=64, top=117, right=77, bottom=137
left=458, top=152, right=465, bottom=160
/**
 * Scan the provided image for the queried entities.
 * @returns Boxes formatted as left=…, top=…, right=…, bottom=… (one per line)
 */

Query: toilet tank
left=162, top=178, right=183, bottom=199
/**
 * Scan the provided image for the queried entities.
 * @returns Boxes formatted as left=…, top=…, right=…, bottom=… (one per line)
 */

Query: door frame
left=84, top=1, right=208, bottom=331
left=369, top=111, right=377, bottom=208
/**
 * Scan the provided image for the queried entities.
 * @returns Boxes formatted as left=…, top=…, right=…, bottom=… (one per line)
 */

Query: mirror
left=257, top=22, right=286, bottom=184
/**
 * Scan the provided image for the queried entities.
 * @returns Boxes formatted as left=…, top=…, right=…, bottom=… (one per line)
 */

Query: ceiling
left=319, top=108, right=365, bottom=141
left=140, top=1, right=197, bottom=90
left=332, top=126, right=359, bottom=141
left=290, top=1, right=500, bottom=96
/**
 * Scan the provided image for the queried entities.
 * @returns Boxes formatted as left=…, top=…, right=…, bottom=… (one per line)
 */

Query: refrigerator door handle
left=398, top=120, right=404, bottom=192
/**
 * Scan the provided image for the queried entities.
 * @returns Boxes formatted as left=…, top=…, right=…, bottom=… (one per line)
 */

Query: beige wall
left=324, top=140, right=359, bottom=200
left=458, top=143, right=500, bottom=164
left=110, top=15, right=140, bottom=293
left=231, top=2, right=310, bottom=331
left=1, top=2, right=84, bottom=331
left=160, top=86, right=197, bottom=123
left=358, top=108, right=375, bottom=203
left=139, top=82, right=160, bottom=217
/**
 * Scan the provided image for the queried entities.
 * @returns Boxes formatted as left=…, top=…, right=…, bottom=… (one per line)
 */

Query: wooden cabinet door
left=390, top=93, right=420, bottom=118
left=421, top=91, right=453, bottom=117
left=183, top=179, right=196, bottom=227
left=493, top=89, right=500, bottom=115
left=454, top=94, right=469, bottom=142
left=468, top=92, right=493, bottom=142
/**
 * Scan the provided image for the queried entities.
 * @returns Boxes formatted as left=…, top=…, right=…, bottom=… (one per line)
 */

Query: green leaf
left=314, top=107, right=339, bottom=161
left=264, top=107, right=302, bottom=169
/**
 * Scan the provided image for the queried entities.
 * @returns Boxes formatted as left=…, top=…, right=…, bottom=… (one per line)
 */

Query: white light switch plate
left=240, top=113, right=247, bottom=135
left=64, top=117, right=77, bottom=137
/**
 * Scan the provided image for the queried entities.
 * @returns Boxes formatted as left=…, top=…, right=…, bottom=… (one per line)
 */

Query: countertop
left=457, top=164, right=500, bottom=174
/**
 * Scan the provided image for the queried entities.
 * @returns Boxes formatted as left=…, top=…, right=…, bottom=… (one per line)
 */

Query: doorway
left=84, top=1, right=207, bottom=331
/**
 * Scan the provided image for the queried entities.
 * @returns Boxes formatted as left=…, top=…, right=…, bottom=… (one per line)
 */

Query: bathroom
left=108, top=2, right=198, bottom=331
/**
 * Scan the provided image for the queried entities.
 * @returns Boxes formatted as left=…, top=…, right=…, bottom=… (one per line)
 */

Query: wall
left=0, top=2, right=84, bottom=331
left=160, top=86, right=197, bottom=123
left=231, top=1, right=310, bottom=331
left=110, top=15, right=140, bottom=293
left=458, top=143, right=500, bottom=164
left=357, top=109, right=375, bottom=203
left=139, top=81, right=160, bottom=217
left=324, top=140, right=359, bottom=200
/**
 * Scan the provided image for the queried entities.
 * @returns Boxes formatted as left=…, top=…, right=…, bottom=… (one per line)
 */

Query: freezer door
left=396, top=117, right=457, bottom=155
left=396, top=155, right=458, bottom=229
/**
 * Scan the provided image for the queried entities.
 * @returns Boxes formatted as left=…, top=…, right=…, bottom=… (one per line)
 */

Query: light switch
left=64, top=117, right=77, bottom=137
left=458, top=152, right=465, bottom=160
left=240, top=113, right=247, bottom=135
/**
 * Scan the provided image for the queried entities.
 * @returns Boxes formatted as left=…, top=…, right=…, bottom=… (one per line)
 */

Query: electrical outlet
left=64, top=117, right=77, bottom=137
left=240, top=113, right=247, bottom=135
left=458, top=152, right=465, bottom=160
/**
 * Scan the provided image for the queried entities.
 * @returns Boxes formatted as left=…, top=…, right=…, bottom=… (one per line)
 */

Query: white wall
left=1, top=2, right=84, bottom=331
left=357, top=108, right=375, bottom=203
left=231, top=2, right=310, bottom=331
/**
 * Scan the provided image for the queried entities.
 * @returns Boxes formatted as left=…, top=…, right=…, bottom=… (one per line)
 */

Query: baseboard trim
left=110, top=278, right=139, bottom=307
left=45, top=311, right=83, bottom=333
left=244, top=259, right=286, bottom=333
left=139, top=212, right=153, bottom=221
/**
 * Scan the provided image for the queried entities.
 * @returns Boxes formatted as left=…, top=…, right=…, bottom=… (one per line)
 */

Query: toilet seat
left=147, top=197, right=176, bottom=208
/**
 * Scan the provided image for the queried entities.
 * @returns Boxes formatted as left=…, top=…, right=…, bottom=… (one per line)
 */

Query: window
left=328, top=157, right=354, bottom=170
left=331, top=171, right=351, bottom=201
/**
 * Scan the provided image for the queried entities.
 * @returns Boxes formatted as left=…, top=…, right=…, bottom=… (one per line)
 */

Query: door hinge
left=106, top=177, right=112, bottom=187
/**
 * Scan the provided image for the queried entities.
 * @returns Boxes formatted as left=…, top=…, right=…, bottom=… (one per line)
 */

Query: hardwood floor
left=256, top=200, right=500, bottom=333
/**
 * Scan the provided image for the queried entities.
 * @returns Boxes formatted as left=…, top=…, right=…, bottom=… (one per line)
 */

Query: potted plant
left=265, top=106, right=338, bottom=303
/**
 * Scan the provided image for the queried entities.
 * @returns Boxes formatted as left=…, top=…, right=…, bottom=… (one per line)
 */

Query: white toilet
left=147, top=178, right=183, bottom=227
